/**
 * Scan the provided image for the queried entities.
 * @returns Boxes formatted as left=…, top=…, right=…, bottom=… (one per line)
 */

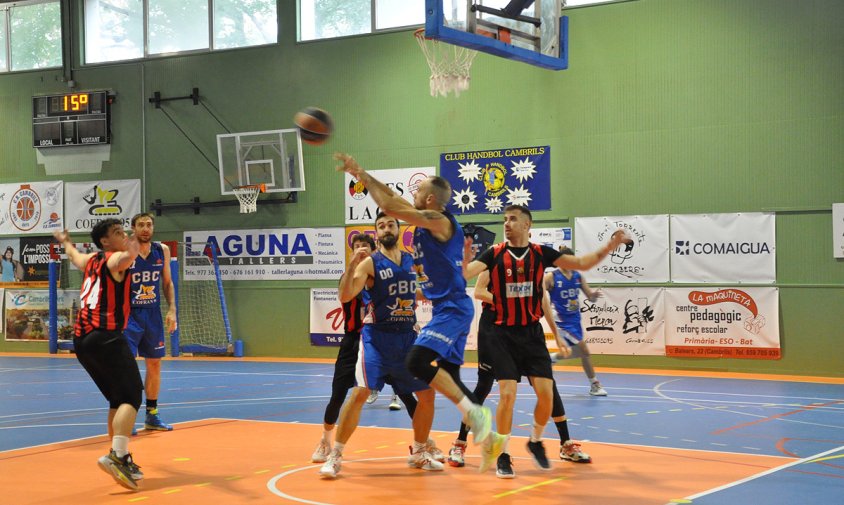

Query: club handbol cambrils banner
left=440, top=146, right=551, bottom=215
left=64, top=179, right=141, bottom=232
left=343, top=225, right=416, bottom=264
left=4, top=289, right=75, bottom=342
left=344, top=167, right=434, bottom=224
left=310, top=287, right=482, bottom=350
left=182, top=228, right=346, bottom=281
left=670, top=213, right=776, bottom=283
left=664, top=287, right=780, bottom=359
left=541, top=287, right=665, bottom=356
left=0, top=182, right=63, bottom=236
left=575, top=215, right=670, bottom=283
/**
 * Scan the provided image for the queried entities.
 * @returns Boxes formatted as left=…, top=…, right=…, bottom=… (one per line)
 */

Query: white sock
left=112, top=435, right=129, bottom=458
left=530, top=423, right=545, bottom=443
left=457, top=396, right=474, bottom=416
left=334, top=441, right=345, bottom=454
left=502, top=434, right=511, bottom=453
left=412, top=441, right=426, bottom=453
left=590, top=377, right=599, bottom=383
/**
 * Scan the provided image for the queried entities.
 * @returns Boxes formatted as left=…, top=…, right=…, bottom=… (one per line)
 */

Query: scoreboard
left=32, top=91, right=111, bottom=147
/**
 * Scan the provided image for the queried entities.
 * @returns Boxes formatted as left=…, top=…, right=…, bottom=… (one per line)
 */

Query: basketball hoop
left=414, top=29, right=478, bottom=97
left=232, top=183, right=265, bottom=213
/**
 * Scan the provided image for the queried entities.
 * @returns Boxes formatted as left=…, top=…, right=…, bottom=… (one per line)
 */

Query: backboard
left=217, top=129, right=305, bottom=195
left=425, top=0, right=568, bottom=70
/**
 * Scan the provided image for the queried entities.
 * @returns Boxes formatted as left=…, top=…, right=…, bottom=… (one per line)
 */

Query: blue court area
left=1, top=355, right=842, bottom=504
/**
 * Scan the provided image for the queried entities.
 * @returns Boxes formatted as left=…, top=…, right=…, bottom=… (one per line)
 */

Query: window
left=299, top=0, right=424, bottom=42
left=0, top=0, right=62, bottom=73
left=83, top=0, right=278, bottom=64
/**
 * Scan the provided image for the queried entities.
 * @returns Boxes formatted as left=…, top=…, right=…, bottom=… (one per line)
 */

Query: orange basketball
left=293, top=107, right=333, bottom=145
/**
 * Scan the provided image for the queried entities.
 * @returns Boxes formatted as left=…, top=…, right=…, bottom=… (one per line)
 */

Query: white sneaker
left=366, top=390, right=379, bottom=404
left=312, top=438, right=331, bottom=463
left=388, top=395, right=401, bottom=411
left=407, top=447, right=444, bottom=471
left=319, top=449, right=343, bottom=478
left=589, top=381, right=608, bottom=396
left=425, top=438, right=446, bottom=463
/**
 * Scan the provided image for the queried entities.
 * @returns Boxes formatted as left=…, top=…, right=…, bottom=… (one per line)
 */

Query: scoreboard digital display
left=32, top=91, right=111, bottom=147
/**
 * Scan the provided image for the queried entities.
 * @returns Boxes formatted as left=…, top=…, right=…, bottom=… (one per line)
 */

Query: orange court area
left=1, top=419, right=794, bottom=505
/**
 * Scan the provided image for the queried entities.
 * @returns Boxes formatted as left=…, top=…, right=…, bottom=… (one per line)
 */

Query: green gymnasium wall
left=1, top=0, right=842, bottom=377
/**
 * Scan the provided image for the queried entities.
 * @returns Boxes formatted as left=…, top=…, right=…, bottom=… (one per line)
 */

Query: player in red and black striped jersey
left=54, top=219, right=144, bottom=491
left=463, top=205, right=631, bottom=474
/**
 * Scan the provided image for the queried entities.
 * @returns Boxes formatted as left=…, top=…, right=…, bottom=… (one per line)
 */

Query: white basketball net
left=415, top=29, right=478, bottom=98
left=233, top=185, right=261, bottom=213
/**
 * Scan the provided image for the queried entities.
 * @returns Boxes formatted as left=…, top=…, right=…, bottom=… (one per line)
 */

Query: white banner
left=4, top=289, right=75, bottom=341
left=575, top=215, right=670, bottom=283
left=64, top=179, right=141, bottom=232
left=345, top=167, right=434, bottom=224
left=182, top=228, right=346, bottom=281
left=0, top=182, right=63, bottom=236
left=664, top=287, right=780, bottom=359
left=541, top=287, right=665, bottom=356
left=415, top=289, right=483, bottom=352
left=670, top=213, right=776, bottom=283
left=834, top=204, right=844, bottom=259
left=531, top=227, right=572, bottom=252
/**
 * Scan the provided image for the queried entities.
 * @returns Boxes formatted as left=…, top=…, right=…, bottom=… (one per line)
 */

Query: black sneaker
left=97, top=450, right=139, bottom=490
left=526, top=440, right=551, bottom=471
left=496, top=453, right=515, bottom=479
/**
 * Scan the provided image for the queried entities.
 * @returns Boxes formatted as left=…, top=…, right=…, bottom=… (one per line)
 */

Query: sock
left=457, top=396, right=474, bottom=416
left=412, top=441, right=426, bottom=453
left=146, top=399, right=157, bottom=413
left=502, top=434, right=511, bottom=454
left=112, top=435, right=129, bottom=458
left=454, top=438, right=467, bottom=446
left=555, top=418, right=571, bottom=443
left=530, top=422, right=546, bottom=443
left=334, top=442, right=345, bottom=454
left=590, top=377, right=599, bottom=383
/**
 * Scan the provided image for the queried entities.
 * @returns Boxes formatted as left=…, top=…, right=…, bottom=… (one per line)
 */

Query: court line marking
left=665, top=444, right=844, bottom=504
left=493, top=477, right=568, bottom=498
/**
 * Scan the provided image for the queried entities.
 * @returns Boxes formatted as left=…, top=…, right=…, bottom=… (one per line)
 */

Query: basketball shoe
left=388, top=395, right=401, bottom=411
left=407, top=446, right=444, bottom=471
left=448, top=441, right=466, bottom=467
left=319, top=449, right=342, bottom=479
left=526, top=440, right=552, bottom=471
left=496, top=453, right=515, bottom=479
left=144, top=408, right=173, bottom=431
left=425, top=438, right=446, bottom=463
left=97, top=450, right=140, bottom=491
left=560, top=440, right=592, bottom=463
left=478, top=432, right=507, bottom=473
left=465, top=405, right=492, bottom=444
left=312, top=439, right=331, bottom=463
left=366, top=390, right=379, bottom=404
left=589, top=381, right=608, bottom=396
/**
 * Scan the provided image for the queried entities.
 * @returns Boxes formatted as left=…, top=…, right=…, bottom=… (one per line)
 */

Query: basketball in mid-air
left=294, top=107, right=333, bottom=145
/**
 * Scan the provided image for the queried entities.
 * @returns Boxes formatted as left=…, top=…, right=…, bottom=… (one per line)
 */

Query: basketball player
left=335, top=153, right=502, bottom=474
left=125, top=213, right=177, bottom=431
left=319, top=213, right=441, bottom=478
left=544, top=246, right=608, bottom=397
left=462, top=205, right=630, bottom=474
left=54, top=221, right=144, bottom=491
left=312, top=233, right=420, bottom=463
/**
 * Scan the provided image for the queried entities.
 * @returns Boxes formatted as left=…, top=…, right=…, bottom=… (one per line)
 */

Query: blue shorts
left=355, top=325, right=429, bottom=395
left=557, top=323, right=584, bottom=346
left=124, top=307, right=166, bottom=359
left=415, top=294, right=473, bottom=366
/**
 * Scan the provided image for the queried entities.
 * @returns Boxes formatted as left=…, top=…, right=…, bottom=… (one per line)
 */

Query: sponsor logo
left=676, top=240, right=771, bottom=255
left=10, top=186, right=42, bottom=231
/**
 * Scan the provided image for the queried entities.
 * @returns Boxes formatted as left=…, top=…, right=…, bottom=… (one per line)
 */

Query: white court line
left=664, top=444, right=844, bottom=505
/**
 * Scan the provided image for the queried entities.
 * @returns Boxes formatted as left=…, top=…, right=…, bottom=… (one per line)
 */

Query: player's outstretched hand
left=53, top=229, right=70, bottom=244
left=610, top=229, right=633, bottom=248
left=334, top=152, right=364, bottom=178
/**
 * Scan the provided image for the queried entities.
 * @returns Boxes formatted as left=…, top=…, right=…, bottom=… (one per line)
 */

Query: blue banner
left=440, top=146, right=551, bottom=215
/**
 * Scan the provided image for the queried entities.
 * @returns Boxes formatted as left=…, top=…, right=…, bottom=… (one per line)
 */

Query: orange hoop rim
left=233, top=183, right=266, bottom=194
left=414, top=28, right=433, bottom=41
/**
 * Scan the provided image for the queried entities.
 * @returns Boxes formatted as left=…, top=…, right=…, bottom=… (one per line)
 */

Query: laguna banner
left=664, top=287, right=780, bottom=359
left=345, top=167, right=434, bottom=224
left=0, top=182, right=63, bottom=235
left=575, top=215, right=670, bottom=283
left=182, top=228, right=346, bottom=281
left=440, top=146, right=551, bottom=215
left=670, top=213, right=776, bottom=283
left=541, top=287, right=665, bottom=356
left=64, top=179, right=141, bottom=232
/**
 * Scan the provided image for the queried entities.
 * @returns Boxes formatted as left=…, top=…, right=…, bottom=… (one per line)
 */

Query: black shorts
left=485, top=322, right=553, bottom=382
left=332, top=331, right=361, bottom=391
left=74, top=329, right=143, bottom=409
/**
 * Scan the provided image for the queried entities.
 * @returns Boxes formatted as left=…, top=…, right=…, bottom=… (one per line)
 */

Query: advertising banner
left=4, top=289, right=75, bottom=341
left=575, top=215, right=670, bottom=283
left=345, top=167, right=434, bottom=224
left=670, top=213, right=776, bottom=283
left=64, top=179, right=141, bottom=232
left=182, top=228, right=345, bottom=281
left=440, top=146, right=551, bottom=215
left=0, top=182, right=63, bottom=236
left=664, top=287, right=780, bottom=359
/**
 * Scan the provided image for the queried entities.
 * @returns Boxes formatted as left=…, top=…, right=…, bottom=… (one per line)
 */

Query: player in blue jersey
left=335, top=153, right=504, bottom=474
left=125, top=213, right=177, bottom=432
left=319, top=212, right=442, bottom=478
left=544, top=246, right=607, bottom=397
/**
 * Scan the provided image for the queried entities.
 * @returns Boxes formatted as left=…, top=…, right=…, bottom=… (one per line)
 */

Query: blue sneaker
left=131, top=426, right=138, bottom=436
left=144, top=409, right=173, bottom=431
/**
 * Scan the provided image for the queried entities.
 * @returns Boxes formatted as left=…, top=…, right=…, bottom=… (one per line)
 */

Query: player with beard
left=319, top=212, right=443, bottom=478
left=124, top=213, right=177, bottom=432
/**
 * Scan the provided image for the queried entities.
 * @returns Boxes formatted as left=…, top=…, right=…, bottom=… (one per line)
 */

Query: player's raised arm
left=553, top=230, right=632, bottom=271
left=338, top=248, right=374, bottom=303
left=52, top=229, right=95, bottom=271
